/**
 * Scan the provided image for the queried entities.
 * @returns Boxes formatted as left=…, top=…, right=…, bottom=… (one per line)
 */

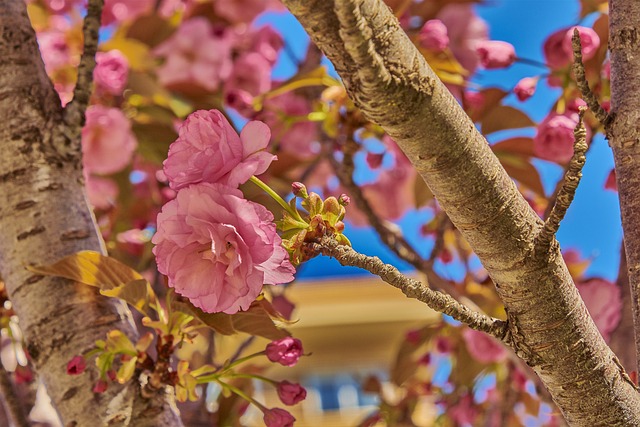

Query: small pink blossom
left=66, top=356, right=86, bottom=375
left=277, top=381, right=307, bottom=405
left=14, top=366, right=34, bottom=384
left=576, top=278, right=622, bottom=341
left=85, top=175, right=119, bottom=210
left=102, top=0, right=154, bottom=25
left=43, top=0, right=81, bottom=13
left=437, top=5, right=488, bottom=73
left=37, top=31, right=71, bottom=74
left=82, top=105, right=137, bottom=175
left=514, top=77, right=537, bottom=102
left=476, top=40, right=516, bottom=69
left=462, top=328, right=507, bottom=364
left=93, top=380, right=108, bottom=394
left=154, top=18, right=234, bottom=92
left=449, top=393, right=478, bottom=426
left=263, top=407, right=296, bottom=427
left=418, top=20, right=449, bottom=52
left=533, top=113, right=579, bottom=164
left=603, top=60, right=611, bottom=79
left=249, top=26, right=284, bottom=65
left=214, top=0, right=271, bottom=24
left=605, top=169, right=617, bottom=192
left=266, top=337, right=303, bottom=367
left=465, top=91, right=485, bottom=109
left=152, top=183, right=295, bottom=314
left=163, top=109, right=275, bottom=190
left=562, top=26, right=600, bottom=63
left=94, top=50, right=129, bottom=96
left=224, top=53, right=272, bottom=112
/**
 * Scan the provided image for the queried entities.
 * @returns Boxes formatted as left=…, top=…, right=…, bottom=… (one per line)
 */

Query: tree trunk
left=609, top=0, right=640, bottom=376
left=0, top=2, right=182, bottom=425
left=281, top=0, right=640, bottom=425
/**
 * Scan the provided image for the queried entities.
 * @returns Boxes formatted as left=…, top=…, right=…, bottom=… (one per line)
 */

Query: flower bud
left=291, top=182, right=308, bottom=198
left=277, top=381, right=307, bottom=405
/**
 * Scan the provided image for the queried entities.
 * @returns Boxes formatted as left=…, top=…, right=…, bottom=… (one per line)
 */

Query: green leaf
left=481, top=106, right=535, bottom=135
left=116, top=357, right=138, bottom=384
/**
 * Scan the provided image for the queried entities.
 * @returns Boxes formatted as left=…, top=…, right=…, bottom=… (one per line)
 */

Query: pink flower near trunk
left=266, top=337, right=303, bottom=367
left=514, top=77, right=537, bottom=102
left=152, top=183, right=295, bottom=314
left=605, top=169, right=617, bottom=191
left=533, top=112, right=579, bottom=164
left=437, top=4, right=488, bottom=73
left=418, top=19, right=449, bottom=52
left=476, top=40, right=516, bottom=69
left=81, top=105, right=137, bottom=175
left=154, top=18, right=234, bottom=92
left=462, top=328, right=507, bottom=364
left=263, top=407, right=296, bottom=427
left=562, top=26, right=600, bottom=62
left=163, top=109, right=275, bottom=190
left=277, top=381, right=307, bottom=405
left=94, top=50, right=129, bottom=96
left=66, top=356, right=86, bottom=375
left=576, top=278, right=622, bottom=342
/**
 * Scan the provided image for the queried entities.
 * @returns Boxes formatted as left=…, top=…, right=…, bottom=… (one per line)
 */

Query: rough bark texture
left=609, top=0, right=640, bottom=376
left=281, top=0, right=640, bottom=425
left=0, top=2, right=182, bottom=425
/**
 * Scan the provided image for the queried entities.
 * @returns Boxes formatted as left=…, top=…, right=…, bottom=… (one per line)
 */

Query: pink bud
left=66, top=356, right=86, bottom=375
left=465, top=91, right=485, bottom=109
left=263, top=407, right=296, bottom=427
left=291, top=182, right=308, bottom=198
left=418, top=19, right=449, bottom=52
left=339, top=194, right=351, bottom=206
left=277, top=381, right=307, bottom=405
left=405, top=329, right=421, bottom=344
left=107, top=369, right=117, bottom=381
left=476, top=41, right=516, bottom=69
left=514, top=77, right=537, bottom=102
left=266, top=337, right=303, bottom=367
left=563, top=26, right=600, bottom=62
left=93, top=379, right=108, bottom=394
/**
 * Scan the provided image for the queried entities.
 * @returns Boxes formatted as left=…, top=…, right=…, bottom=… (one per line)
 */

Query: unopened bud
left=339, top=194, right=351, bottom=206
left=291, top=182, right=308, bottom=198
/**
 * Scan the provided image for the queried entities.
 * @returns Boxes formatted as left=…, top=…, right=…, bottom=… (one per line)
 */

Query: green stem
left=196, top=351, right=266, bottom=383
left=227, top=372, right=278, bottom=386
left=249, top=176, right=305, bottom=222
left=214, top=378, right=268, bottom=412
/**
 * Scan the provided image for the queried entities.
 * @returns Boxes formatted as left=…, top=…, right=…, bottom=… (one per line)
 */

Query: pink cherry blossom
left=102, top=0, right=154, bottom=26
left=259, top=92, right=319, bottom=159
left=66, top=356, right=86, bottom=375
left=533, top=112, right=578, bottom=164
left=85, top=175, right=119, bottom=210
left=81, top=105, right=137, bottom=175
left=266, top=337, right=303, bottom=367
left=94, top=50, right=129, bottom=96
left=152, top=183, right=294, bottom=314
left=163, top=109, right=275, bottom=190
left=263, top=407, right=296, bottom=427
left=419, top=19, right=449, bottom=52
left=43, top=0, right=81, bottom=13
left=248, top=26, right=284, bottom=65
left=93, top=380, right=108, bottom=394
left=37, top=31, right=71, bottom=74
left=462, top=328, right=507, bottom=364
left=576, top=278, right=622, bottom=342
left=544, top=28, right=572, bottom=69
left=562, top=26, right=600, bottom=63
left=224, top=53, right=272, bottom=112
left=277, top=381, right=307, bottom=405
left=214, top=0, right=271, bottom=24
left=476, top=40, right=516, bottom=69
left=154, top=18, right=234, bottom=92
left=514, top=77, right=537, bottom=102
left=437, top=4, right=488, bottom=73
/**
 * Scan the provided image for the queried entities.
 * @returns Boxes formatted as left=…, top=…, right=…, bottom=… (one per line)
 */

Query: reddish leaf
left=497, top=152, right=546, bottom=197
left=481, top=106, right=535, bottom=135
left=468, top=88, right=508, bottom=122
left=492, top=137, right=536, bottom=158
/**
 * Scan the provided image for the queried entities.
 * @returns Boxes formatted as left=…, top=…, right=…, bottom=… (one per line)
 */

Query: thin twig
left=0, top=363, right=30, bottom=427
left=537, top=107, right=588, bottom=250
left=63, top=0, right=104, bottom=136
left=571, top=28, right=610, bottom=128
left=313, top=236, right=508, bottom=339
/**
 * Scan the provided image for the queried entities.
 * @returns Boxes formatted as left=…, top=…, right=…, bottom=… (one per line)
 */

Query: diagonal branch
left=63, top=0, right=104, bottom=142
left=281, top=0, right=640, bottom=424
left=536, top=107, right=588, bottom=250
left=571, top=28, right=610, bottom=129
left=313, top=236, right=508, bottom=339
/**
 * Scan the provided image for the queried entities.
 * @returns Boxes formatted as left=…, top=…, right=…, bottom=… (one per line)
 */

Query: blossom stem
left=249, top=176, right=305, bottom=222
left=196, top=351, right=266, bottom=384
left=213, top=378, right=268, bottom=412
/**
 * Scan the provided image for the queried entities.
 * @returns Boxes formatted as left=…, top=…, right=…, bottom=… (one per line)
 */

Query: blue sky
left=258, top=1, right=622, bottom=282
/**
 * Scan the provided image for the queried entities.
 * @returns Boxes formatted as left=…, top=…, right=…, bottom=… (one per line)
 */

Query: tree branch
left=282, top=0, right=640, bottom=424
left=63, top=0, right=104, bottom=142
left=0, top=363, right=29, bottom=427
left=571, top=28, right=610, bottom=128
left=536, top=107, right=588, bottom=250
left=313, top=236, right=508, bottom=338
